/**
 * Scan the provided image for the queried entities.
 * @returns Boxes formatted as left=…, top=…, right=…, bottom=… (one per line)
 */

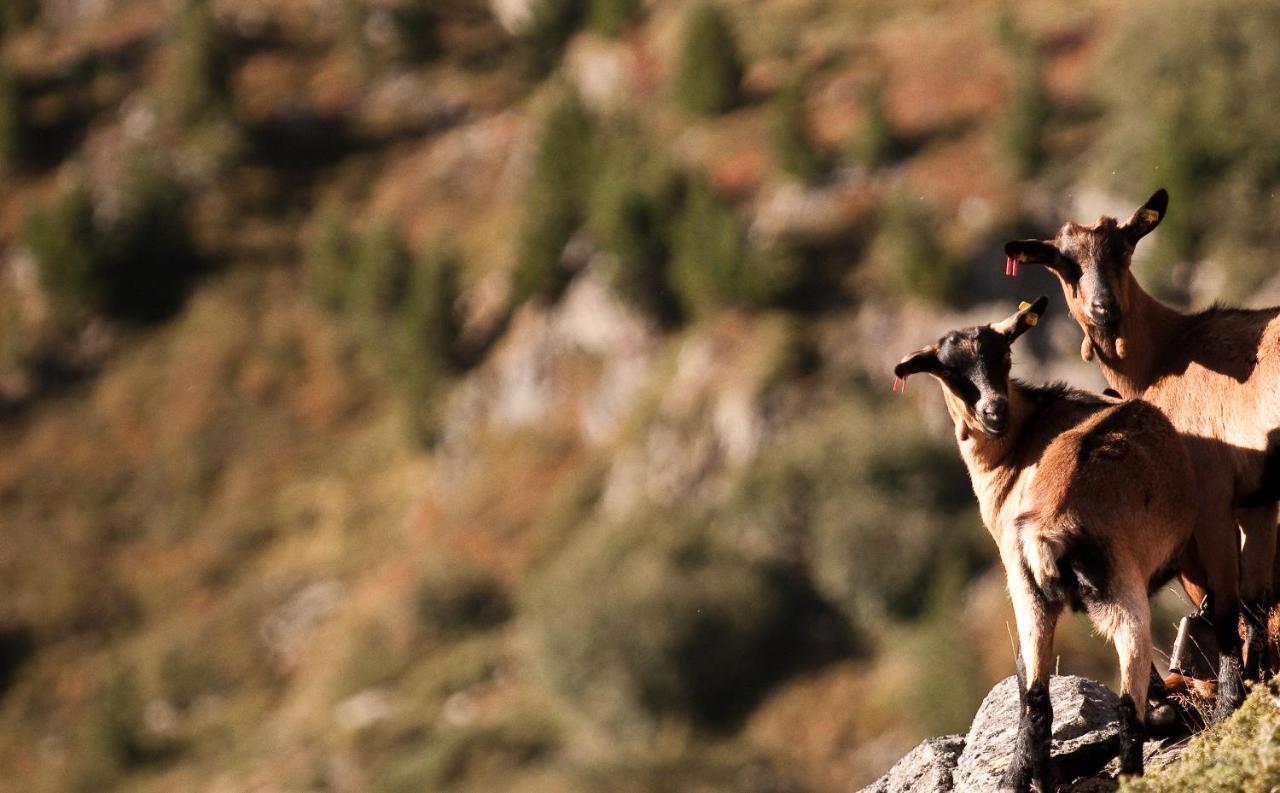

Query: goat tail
left=1016, top=510, right=1074, bottom=597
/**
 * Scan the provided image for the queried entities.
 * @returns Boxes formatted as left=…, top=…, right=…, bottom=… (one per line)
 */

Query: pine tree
left=850, top=80, right=896, bottom=168
left=513, top=90, right=594, bottom=302
left=772, top=81, right=822, bottom=181
left=674, top=2, right=743, bottom=116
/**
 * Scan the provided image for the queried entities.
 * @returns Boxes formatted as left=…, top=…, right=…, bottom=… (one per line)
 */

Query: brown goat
left=1006, top=189, right=1277, bottom=715
left=894, top=297, right=1198, bottom=790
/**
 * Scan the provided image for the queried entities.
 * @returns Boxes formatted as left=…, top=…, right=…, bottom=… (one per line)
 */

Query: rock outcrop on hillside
left=858, top=675, right=1183, bottom=793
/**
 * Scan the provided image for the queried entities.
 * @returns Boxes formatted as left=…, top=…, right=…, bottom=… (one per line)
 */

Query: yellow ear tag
left=1018, top=301, right=1040, bottom=326
left=1138, top=208, right=1160, bottom=224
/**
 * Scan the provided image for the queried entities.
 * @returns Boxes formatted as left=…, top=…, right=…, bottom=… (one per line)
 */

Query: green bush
left=338, top=621, right=406, bottom=697
left=849, top=80, right=896, bottom=168
left=998, top=29, right=1048, bottom=180
left=1094, top=0, right=1280, bottom=298
left=397, top=250, right=461, bottom=369
left=306, top=210, right=417, bottom=322
left=880, top=565, right=988, bottom=735
left=172, top=0, right=232, bottom=127
left=338, top=0, right=371, bottom=63
left=392, top=250, right=461, bottom=445
left=0, top=0, right=38, bottom=38
left=669, top=178, right=802, bottom=316
left=413, top=564, right=512, bottom=640
left=350, top=221, right=412, bottom=319
left=771, top=81, right=823, bottom=182
left=159, top=645, right=228, bottom=710
left=730, top=395, right=984, bottom=632
left=524, top=508, right=836, bottom=736
left=24, top=183, right=96, bottom=329
left=524, top=0, right=585, bottom=71
left=674, top=3, right=743, bottom=116
left=388, top=1, right=441, bottom=63
left=88, top=669, right=149, bottom=767
left=0, top=60, right=23, bottom=168
left=25, top=162, right=201, bottom=325
left=871, top=192, right=956, bottom=303
left=587, top=129, right=682, bottom=323
left=669, top=178, right=742, bottom=314
left=303, top=209, right=462, bottom=443
left=96, top=159, right=204, bottom=322
left=376, top=721, right=558, bottom=793
left=588, top=0, right=641, bottom=37
left=340, top=0, right=440, bottom=68
left=513, top=89, right=593, bottom=303
left=73, top=667, right=170, bottom=790
left=306, top=201, right=358, bottom=313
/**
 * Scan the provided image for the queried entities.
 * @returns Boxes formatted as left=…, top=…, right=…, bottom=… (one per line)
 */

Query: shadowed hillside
left=1, top=1, right=1278, bottom=791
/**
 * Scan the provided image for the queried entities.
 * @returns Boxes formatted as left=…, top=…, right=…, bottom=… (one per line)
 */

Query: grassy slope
left=6, top=1, right=1269, bottom=793
left=1123, top=679, right=1280, bottom=792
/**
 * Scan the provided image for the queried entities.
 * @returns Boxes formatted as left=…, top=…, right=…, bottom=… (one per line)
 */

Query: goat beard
left=1087, top=324, right=1127, bottom=361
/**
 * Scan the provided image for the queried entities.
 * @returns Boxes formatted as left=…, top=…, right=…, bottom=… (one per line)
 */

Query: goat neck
left=1091, top=280, right=1188, bottom=398
left=940, top=384, right=1032, bottom=528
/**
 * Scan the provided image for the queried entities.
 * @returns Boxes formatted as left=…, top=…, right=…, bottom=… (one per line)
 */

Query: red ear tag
left=892, top=375, right=907, bottom=393
left=1005, top=256, right=1019, bottom=277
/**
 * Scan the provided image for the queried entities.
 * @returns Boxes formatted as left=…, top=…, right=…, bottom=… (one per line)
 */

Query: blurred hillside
left=1, top=1, right=1278, bottom=791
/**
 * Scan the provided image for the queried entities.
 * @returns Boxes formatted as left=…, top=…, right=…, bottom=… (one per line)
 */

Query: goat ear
left=992, top=295, right=1049, bottom=342
left=1121, top=188, right=1168, bottom=244
left=894, top=346, right=942, bottom=379
left=1004, top=239, right=1058, bottom=267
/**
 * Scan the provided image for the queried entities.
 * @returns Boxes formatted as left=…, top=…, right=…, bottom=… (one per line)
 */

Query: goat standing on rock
left=894, top=297, right=1201, bottom=790
left=1006, top=189, right=1280, bottom=714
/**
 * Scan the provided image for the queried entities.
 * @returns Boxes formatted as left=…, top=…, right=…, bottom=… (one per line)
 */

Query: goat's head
left=1003, top=189, right=1167, bottom=358
left=894, top=296, right=1048, bottom=439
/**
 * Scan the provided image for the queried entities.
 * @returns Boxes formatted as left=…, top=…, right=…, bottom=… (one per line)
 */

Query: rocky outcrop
left=857, top=734, right=964, bottom=793
left=857, top=675, right=1182, bottom=793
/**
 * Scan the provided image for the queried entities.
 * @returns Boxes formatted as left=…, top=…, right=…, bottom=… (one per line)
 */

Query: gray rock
left=953, top=675, right=1122, bottom=791
left=1059, top=779, right=1118, bottom=793
left=855, top=734, right=965, bottom=793
left=860, top=675, right=1188, bottom=793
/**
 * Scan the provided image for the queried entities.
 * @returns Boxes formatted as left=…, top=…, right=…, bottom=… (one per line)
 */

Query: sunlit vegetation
left=1, top=3, right=1277, bottom=793
left=674, top=2, right=743, bottom=116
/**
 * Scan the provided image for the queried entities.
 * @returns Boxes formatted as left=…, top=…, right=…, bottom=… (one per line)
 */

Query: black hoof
left=1117, top=694, right=1145, bottom=777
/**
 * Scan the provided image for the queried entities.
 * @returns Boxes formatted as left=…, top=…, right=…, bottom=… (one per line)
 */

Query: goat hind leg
left=1237, top=505, right=1277, bottom=681
left=1211, top=591, right=1245, bottom=721
left=1000, top=571, right=1058, bottom=792
left=1195, top=509, right=1245, bottom=721
left=1106, top=591, right=1152, bottom=776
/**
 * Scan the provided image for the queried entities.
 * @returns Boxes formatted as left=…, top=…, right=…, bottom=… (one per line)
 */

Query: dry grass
left=0, top=3, right=1253, bottom=793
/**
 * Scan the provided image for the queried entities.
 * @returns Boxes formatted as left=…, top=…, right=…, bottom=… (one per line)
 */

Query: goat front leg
left=1236, top=504, right=1277, bottom=682
left=1000, top=569, right=1058, bottom=793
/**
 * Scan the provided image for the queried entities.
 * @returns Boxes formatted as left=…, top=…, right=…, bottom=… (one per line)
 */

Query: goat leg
left=1243, top=593, right=1271, bottom=683
left=1000, top=679, right=1053, bottom=793
left=1003, top=566, right=1059, bottom=792
left=1210, top=593, right=1246, bottom=721
left=1117, top=694, right=1145, bottom=776
left=1144, top=665, right=1181, bottom=734
left=1111, top=590, right=1152, bottom=777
